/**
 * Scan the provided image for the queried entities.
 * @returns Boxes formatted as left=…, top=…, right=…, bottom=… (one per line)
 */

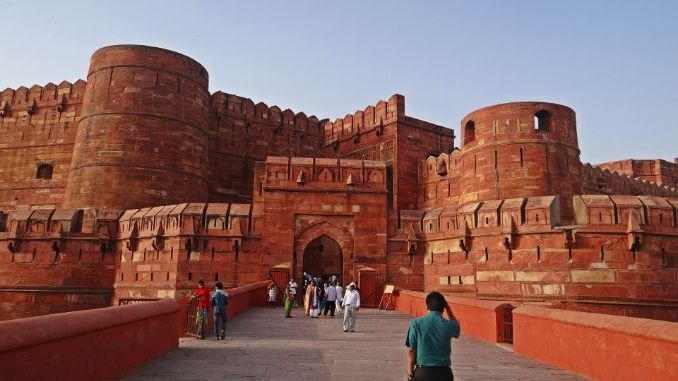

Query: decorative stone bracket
left=626, top=210, right=643, bottom=252
left=406, top=226, right=418, bottom=265
left=26, top=99, right=36, bottom=115
left=458, top=222, right=472, bottom=260
left=375, top=119, right=384, bottom=136
left=0, top=100, right=8, bottom=117
left=501, top=218, right=516, bottom=250
left=56, top=93, right=67, bottom=112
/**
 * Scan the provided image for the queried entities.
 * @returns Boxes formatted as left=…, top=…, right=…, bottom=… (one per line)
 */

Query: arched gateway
left=294, top=221, right=353, bottom=283
left=302, top=235, right=343, bottom=279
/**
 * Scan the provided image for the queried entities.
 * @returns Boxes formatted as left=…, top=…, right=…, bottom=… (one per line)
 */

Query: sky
left=0, top=0, right=676, bottom=164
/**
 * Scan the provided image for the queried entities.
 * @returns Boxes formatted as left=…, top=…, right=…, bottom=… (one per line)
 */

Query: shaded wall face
left=302, top=235, right=342, bottom=278
left=63, top=45, right=211, bottom=210
left=322, top=94, right=454, bottom=211
left=459, top=102, right=582, bottom=222
left=0, top=238, right=115, bottom=321
left=0, top=82, right=85, bottom=211
left=594, top=159, right=678, bottom=189
left=255, top=157, right=389, bottom=284
left=206, top=94, right=324, bottom=204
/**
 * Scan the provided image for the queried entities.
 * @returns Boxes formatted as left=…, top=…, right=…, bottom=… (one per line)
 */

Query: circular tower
left=459, top=102, right=582, bottom=222
left=63, top=45, right=210, bottom=209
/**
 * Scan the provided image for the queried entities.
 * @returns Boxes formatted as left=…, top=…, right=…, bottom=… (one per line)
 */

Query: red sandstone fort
left=0, top=45, right=676, bottom=322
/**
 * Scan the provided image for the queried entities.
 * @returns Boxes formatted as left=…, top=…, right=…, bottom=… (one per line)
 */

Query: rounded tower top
left=63, top=44, right=211, bottom=209
left=89, top=44, right=209, bottom=87
left=460, top=101, right=578, bottom=151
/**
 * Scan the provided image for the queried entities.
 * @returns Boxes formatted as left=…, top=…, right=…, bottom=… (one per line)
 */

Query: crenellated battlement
left=323, top=94, right=405, bottom=144
left=0, top=80, right=86, bottom=116
left=582, top=163, right=677, bottom=197
left=210, top=91, right=323, bottom=137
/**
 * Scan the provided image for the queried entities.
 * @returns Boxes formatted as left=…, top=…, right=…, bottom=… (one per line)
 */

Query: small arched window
left=534, top=110, right=551, bottom=131
left=36, top=163, right=53, bottom=180
left=0, top=211, right=7, bottom=232
left=464, top=121, right=475, bottom=145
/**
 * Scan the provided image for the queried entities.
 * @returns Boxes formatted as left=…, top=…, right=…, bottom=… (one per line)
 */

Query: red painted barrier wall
left=393, top=290, right=510, bottom=343
left=513, top=305, right=678, bottom=381
left=0, top=299, right=179, bottom=381
left=226, top=280, right=270, bottom=317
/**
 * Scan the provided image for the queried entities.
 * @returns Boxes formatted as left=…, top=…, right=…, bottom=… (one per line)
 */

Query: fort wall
left=595, top=158, right=678, bottom=188
left=322, top=94, right=455, bottom=210
left=207, top=92, right=324, bottom=203
left=0, top=81, right=85, bottom=211
left=0, top=44, right=676, bottom=323
left=582, top=162, right=677, bottom=197
left=418, top=194, right=678, bottom=320
left=63, top=45, right=211, bottom=209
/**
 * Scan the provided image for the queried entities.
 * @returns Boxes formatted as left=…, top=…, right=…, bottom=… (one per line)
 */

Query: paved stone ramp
left=123, top=307, right=587, bottom=381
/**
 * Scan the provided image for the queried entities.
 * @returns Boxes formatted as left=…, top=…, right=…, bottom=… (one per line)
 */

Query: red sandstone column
left=63, top=45, right=210, bottom=209
left=459, top=102, right=582, bottom=222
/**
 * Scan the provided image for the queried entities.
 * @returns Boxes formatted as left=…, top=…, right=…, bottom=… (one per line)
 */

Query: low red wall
left=393, top=290, right=510, bottom=343
left=513, top=305, right=678, bottom=381
left=225, top=280, right=270, bottom=317
left=179, top=280, right=269, bottom=336
left=0, top=299, right=180, bottom=381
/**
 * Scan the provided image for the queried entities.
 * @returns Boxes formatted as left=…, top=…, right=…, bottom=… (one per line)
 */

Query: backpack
left=212, top=291, right=228, bottom=314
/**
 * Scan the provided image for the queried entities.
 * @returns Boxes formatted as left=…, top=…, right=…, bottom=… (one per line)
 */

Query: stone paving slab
left=122, top=307, right=588, bottom=381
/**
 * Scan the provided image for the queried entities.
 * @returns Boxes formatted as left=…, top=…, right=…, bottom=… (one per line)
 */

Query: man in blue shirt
left=405, top=291, right=460, bottom=380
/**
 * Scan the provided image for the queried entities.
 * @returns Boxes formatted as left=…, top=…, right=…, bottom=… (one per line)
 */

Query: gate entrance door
left=269, top=267, right=290, bottom=305
left=359, top=269, right=379, bottom=307
left=302, top=235, right=343, bottom=280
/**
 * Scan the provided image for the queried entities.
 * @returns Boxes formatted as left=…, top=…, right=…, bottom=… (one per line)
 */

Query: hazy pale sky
left=0, top=0, right=676, bottom=164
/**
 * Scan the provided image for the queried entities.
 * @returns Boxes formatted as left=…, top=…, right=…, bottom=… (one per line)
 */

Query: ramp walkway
left=123, top=307, right=587, bottom=381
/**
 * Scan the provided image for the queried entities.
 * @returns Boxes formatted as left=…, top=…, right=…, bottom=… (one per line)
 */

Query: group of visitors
left=191, top=278, right=462, bottom=381
left=302, top=279, right=342, bottom=318
left=274, top=275, right=360, bottom=333
left=189, top=279, right=229, bottom=340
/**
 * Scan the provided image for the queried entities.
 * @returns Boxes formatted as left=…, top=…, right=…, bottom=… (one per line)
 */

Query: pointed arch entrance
left=302, top=235, right=343, bottom=279
left=294, top=220, right=353, bottom=283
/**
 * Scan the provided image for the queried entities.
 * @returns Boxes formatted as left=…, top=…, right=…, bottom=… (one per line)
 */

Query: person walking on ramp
left=283, top=286, right=294, bottom=318
left=211, top=282, right=229, bottom=340
left=323, top=282, right=337, bottom=317
left=405, top=291, right=460, bottom=381
left=189, top=279, right=210, bottom=339
left=342, top=282, right=360, bottom=332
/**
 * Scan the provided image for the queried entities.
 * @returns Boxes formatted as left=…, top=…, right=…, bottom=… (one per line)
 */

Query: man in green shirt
left=405, top=291, right=460, bottom=380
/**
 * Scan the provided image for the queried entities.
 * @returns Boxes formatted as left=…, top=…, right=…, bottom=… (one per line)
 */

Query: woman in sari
left=304, top=282, right=312, bottom=315
left=283, top=286, right=294, bottom=318
left=308, top=281, right=320, bottom=318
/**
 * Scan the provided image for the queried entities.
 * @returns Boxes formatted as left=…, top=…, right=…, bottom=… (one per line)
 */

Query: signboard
left=384, top=285, right=395, bottom=294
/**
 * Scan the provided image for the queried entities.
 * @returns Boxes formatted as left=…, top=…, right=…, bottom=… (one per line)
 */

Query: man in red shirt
left=190, top=279, right=210, bottom=339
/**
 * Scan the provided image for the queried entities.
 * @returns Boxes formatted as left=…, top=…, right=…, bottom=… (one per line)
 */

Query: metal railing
left=185, top=297, right=212, bottom=338
left=501, top=305, right=514, bottom=344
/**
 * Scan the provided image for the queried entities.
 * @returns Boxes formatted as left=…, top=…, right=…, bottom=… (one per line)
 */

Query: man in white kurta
left=342, top=282, right=360, bottom=332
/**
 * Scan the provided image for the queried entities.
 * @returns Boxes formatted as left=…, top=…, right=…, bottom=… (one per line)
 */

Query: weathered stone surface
left=123, top=307, right=586, bottom=381
left=0, top=44, right=676, bottom=322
